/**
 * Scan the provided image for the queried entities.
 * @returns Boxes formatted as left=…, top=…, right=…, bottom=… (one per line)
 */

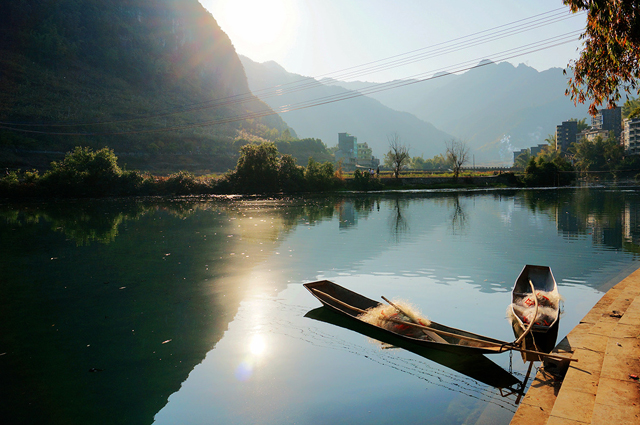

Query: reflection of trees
left=448, top=195, right=467, bottom=234
left=388, top=196, right=409, bottom=241
left=520, top=189, right=639, bottom=253
left=430, top=193, right=472, bottom=235
left=0, top=201, right=149, bottom=245
left=0, top=199, right=236, bottom=246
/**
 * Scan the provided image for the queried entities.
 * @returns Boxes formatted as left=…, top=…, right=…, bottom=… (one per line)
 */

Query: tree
left=513, top=149, right=531, bottom=169
left=623, top=96, right=640, bottom=119
left=305, top=158, right=337, bottom=191
left=538, top=134, right=561, bottom=161
left=384, top=133, right=410, bottom=178
left=278, top=154, right=305, bottom=193
left=445, top=140, right=470, bottom=180
left=233, top=142, right=279, bottom=193
left=409, top=153, right=448, bottom=170
left=569, top=133, right=624, bottom=173
left=524, top=155, right=575, bottom=187
left=571, top=117, right=590, bottom=133
left=564, top=0, right=640, bottom=115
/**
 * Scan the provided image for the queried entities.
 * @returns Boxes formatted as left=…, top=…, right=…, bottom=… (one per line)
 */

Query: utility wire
left=0, top=31, right=582, bottom=137
left=0, top=8, right=585, bottom=130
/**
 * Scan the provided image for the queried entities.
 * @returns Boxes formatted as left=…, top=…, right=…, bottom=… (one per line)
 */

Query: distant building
left=338, top=132, right=358, bottom=156
left=513, top=148, right=529, bottom=164
left=530, top=143, right=549, bottom=157
left=577, top=107, right=623, bottom=143
left=592, top=107, right=622, bottom=140
left=357, top=142, right=372, bottom=162
left=356, top=142, right=380, bottom=168
left=335, top=132, right=358, bottom=167
left=624, top=118, right=640, bottom=155
left=335, top=133, right=379, bottom=169
left=556, top=120, right=578, bottom=152
left=577, top=128, right=609, bottom=143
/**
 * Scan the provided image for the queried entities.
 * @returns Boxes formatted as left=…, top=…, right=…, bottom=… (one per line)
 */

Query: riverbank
left=510, top=265, right=640, bottom=424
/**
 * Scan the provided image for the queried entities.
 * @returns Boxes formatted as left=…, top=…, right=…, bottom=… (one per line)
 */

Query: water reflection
left=518, top=189, right=640, bottom=253
left=388, top=195, right=410, bottom=240
left=338, top=200, right=357, bottom=228
left=449, top=194, right=467, bottom=234
left=2, top=188, right=640, bottom=425
left=305, top=307, right=523, bottom=399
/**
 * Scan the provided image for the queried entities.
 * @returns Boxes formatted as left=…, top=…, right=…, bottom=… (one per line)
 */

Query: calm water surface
left=1, top=188, right=639, bottom=424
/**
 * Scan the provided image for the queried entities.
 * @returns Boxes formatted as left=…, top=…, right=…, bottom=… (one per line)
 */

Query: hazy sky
left=201, top=0, right=586, bottom=82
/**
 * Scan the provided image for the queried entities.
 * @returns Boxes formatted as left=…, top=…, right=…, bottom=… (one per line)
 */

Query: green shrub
left=278, top=154, right=305, bottom=193
left=523, top=156, right=575, bottom=187
left=161, top=171, right=205, bottom=195
left=41, top=146, right=123, bottom=196
left=351, top=169, right=383, bottom=191
left=305, top=158, right=339, bottom=192
left=232, top=142, right=279, bottom=193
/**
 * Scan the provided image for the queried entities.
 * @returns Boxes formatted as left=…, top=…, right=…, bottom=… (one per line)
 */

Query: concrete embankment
left=510, top=267, right=640, bottom=424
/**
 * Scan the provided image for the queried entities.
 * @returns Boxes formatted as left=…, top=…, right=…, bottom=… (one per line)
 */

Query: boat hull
left=304, top=280, right=508, bottom=356
left=508, top=265, right=561, bottom=361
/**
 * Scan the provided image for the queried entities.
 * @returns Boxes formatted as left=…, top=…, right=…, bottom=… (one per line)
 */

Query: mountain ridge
left=240, top=55, right=456, bottom=160
left=0, top=0, right=291, bottom=172
left=321, top=61, right=590, bottom=164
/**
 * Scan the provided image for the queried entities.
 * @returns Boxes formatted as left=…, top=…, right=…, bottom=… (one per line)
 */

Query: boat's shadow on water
left=304, top=306, right=525, bottom=398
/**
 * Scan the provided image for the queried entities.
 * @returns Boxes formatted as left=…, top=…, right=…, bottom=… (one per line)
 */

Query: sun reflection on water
left=235, top=333, right=268, bottom=382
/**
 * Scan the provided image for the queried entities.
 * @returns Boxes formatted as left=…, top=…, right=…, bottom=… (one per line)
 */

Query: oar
left=313, top=289, right=576, bottom=362
left=381, top=296, right=448, bottom=343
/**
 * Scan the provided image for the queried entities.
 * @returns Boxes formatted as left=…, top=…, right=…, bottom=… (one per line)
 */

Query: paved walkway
left=510, top=267, right=640, bottom=424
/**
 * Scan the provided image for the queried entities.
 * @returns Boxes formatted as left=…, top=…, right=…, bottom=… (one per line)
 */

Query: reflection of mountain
left=0, top=202, right=306, bottom=425
left=3, top=189, right=640, bottom=423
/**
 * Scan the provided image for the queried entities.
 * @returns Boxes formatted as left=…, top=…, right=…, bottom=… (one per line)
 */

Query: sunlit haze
left=202, top=0, right=586, bottom=82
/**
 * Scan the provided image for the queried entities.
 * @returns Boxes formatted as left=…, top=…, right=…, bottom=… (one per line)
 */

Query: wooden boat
left=508, top=265, right=560, bottom=360
left=304, top=280, right=513, bottom=356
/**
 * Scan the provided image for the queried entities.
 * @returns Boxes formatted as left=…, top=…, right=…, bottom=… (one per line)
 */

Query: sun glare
left=212, top=0, right=296, bottom=58
left=249, top=334, right=267, bottom=356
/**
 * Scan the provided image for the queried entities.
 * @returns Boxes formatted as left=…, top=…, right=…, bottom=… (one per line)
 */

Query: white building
left=623, top=118, right=640, bottom=155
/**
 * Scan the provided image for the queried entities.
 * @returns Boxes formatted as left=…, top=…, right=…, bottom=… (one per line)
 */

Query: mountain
left=326, top=61, right=590, bottom=164
left=239, top=56, right=455, bottom=161
left=0, top=0, right=291, bottom=172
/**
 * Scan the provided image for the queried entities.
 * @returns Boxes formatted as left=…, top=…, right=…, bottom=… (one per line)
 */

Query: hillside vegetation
left=0, top=0, right=293, bottom=173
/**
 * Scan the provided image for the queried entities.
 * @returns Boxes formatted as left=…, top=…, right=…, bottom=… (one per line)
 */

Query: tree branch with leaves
left=564, top=0, right=640, bottom=115
left=445, top=140, right=470, bottom=180
left=384, top=133, right=410, bottom=178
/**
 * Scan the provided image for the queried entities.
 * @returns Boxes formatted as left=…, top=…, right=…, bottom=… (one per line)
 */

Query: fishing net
left=358, top=301, right=431, bottom=339
left=508, top=289, right=561, bottom=327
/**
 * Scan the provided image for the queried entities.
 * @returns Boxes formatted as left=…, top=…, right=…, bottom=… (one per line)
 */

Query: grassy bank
left=0, top=145, right=530, bottom=199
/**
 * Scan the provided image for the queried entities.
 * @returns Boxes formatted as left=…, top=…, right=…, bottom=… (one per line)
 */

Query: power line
left=0, top=31, right=582, bottom=137
left=0, top=7, right=585, bottom=131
